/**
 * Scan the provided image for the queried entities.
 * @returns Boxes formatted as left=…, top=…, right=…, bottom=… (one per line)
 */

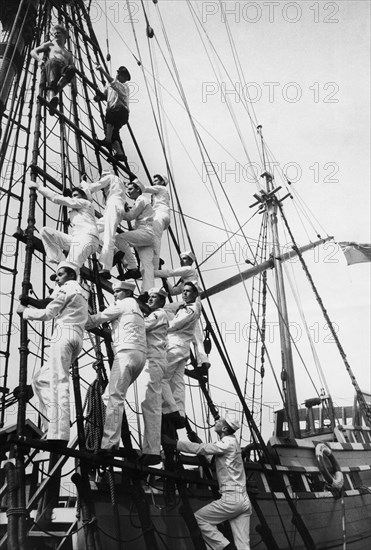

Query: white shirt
left=121, top=194, right=153, bottom=229
left=145, top=308, right=169, bottom=359
left=165, top=300, right=201, bottom=350
left=106, top=79, right=130, bottom=111
left=177, top=435, right=247, bottom=494
left=154, top=265, right=198, bottom=296
left=23, top=280, right=88, bottom=335
left=37, top=187, right=99, bottom=238
left=86, top=297, right=146, bottom=354
left=89, top=173, right=127, bottom=207
left=144, top=185, right=170, bottom=214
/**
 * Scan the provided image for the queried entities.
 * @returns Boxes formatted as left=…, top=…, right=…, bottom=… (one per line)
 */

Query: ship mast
left=258, top=126, right=301, bottom=439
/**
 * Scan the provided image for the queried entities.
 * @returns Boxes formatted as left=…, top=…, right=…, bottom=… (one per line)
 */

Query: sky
left=1, top=0, right=370, bottom=443
left=86, top=0, right=370, bottom=438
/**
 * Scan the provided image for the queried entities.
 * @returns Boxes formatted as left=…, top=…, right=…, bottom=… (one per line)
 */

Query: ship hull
left=3, top=437, right=367, bottom=550
left=73, top=485, right=371, bottom=550
left=2, top=489, right=369, bottom=549
left=2, top=431, right=370, bottom=549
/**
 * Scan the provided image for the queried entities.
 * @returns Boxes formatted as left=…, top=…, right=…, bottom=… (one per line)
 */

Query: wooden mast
left=258, top=126, right=301, bottom=439
left=200, top=236, right=333, bottom=299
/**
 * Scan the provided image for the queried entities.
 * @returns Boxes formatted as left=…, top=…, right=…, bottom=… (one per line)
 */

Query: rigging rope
left=283, top=260, right=332, bottom=398
left=279, top=202, right=371, bottom=427
left=187, top=0, right=262, bottom=182
left=242, top=215, right=269, bottom=441
left=260, top=135, right=330, bottom=240
left=122, top=7, right=297, bottom=496
left=145, top=4, right=303, bottom=473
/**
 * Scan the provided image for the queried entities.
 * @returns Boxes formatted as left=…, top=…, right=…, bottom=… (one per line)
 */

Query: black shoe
left=198, top=362, right=211, bottom=376
left=96, top=138, right=112, bottom=149
left=187, top=430, right=202, bottom=444
left=185, top=363, right=210, bottom=380
left=163, top=411, right=186, bottom=430
left=138, top=454, right=162, bottom=466
left=114, top=153, right=127, bottom=162
left=46, top=439, right=68, bottom=452
left=113, top=250, right=125, bottom=266
left=97, top=447, right=117, bottom=459
left=125, top=449, right=141, bottom=461
left=97, top=447, right=139, bottom=460
left=93, top=92, right=106, bottom=102
left=117, top=268, right=141, bottom=280
left=99, top=269, right=111, bottom=279
left=48, top=96, right=59, bottom=114
left=185, top=368, right=205, bottom=381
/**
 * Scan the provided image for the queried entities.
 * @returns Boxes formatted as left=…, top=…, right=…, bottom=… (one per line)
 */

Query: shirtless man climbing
left=31, top=24, right=75, bottom=111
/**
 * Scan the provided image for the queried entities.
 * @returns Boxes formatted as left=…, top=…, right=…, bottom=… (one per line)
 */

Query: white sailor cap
left=112, top=279, right=136, bottom=291
left=78, top=181, right=93, bottom=202
left=128, top=178, right=145, bottom=193
left=56, top=260, right=80, bottom=276
left=148, top=286, right=168, bottom=298
left=183, top=279, right=201, bottom=294
left=153, top=174, right=169, bottom=186
left=180, top=250, right=195, bottom=262
left=224, top=413, right=241, bottom=432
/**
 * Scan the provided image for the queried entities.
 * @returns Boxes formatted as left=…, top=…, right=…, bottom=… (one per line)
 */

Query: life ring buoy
left=315, top=443, right=344, bottom=492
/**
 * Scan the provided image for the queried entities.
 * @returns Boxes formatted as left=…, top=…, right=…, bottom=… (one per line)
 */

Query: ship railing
left=274, top=406, right=335, bottom=439
left=273, top=402, right=371, bottom=439
left=334, top=425, right=371, bottom=444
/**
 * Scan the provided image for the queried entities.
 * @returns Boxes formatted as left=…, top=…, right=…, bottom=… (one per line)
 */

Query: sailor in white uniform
left=142, top=174, right=170, bottom=270
left=85, top=279, right=146, bottom=453
left=29, top=180, right=100, bottom=268
left=165, top=416, right=251, bottom=550
left=139, top=286, right=169, bottom=465
left=162, top=281, right=201, bottom=426
left=17, top=261, right=88, bottom=443
left=154, top=250, right=210, bottom=371
left=87, top=169, right=127, bottom=278
left=154, top=249, right=197, bottom=295
left=115, top=179, right=155, bottom=292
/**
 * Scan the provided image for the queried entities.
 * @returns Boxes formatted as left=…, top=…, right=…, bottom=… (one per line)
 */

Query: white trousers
left=152, top=211, right=170, bottom=270
left=40, top=227, right=100, bottom=268
left=32, top=327, right=83, bottom=440
left=97, top=199, right=125, bottom=271
left=161, top=346, right=189, bottom=416
left=140, top=356, right=165, bottom=455
left=101, top=349, right=146, bottom=450
left=115, top=226, right=155, bottom=292
left=195, top=491, right=251, bottom=550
